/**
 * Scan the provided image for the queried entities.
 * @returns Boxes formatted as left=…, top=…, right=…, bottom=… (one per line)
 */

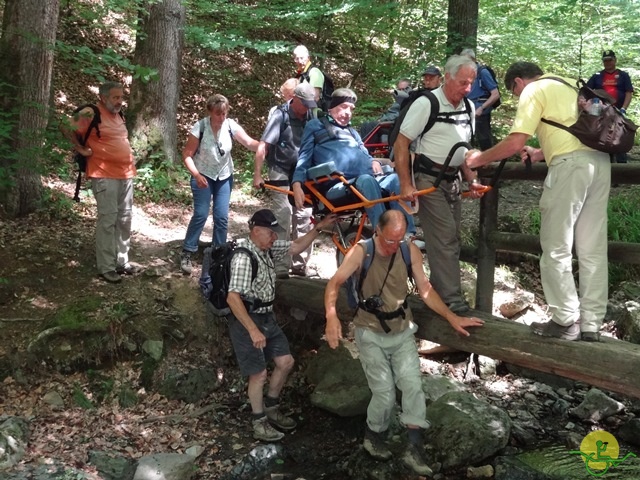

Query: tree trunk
left=129, top=0, right=185, bottom=165
left=446, top=0, right=478, bottom=56
left=0, top=0, right=59, bottom=217
left=275, top=277, right=640, bottom=400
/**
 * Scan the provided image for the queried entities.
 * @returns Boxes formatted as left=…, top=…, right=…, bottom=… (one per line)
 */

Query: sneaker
left=265, top=405, right=297, bottom=431
left=101, top=271, right=122, bottom=284
left=581, top=331, right=600, bottom=342
left=363, top=426, right=392, bottom=461
left=253, top=416, right=285, bottom=442
left=180, top=251, right=193, bottom=275
left=530, top=320, right=580, bottom=341
left=447, top=300, right=470, bottom=314
left=402, top=443, right=433, bottom=476
left=116, top=263, right=141, bottom=275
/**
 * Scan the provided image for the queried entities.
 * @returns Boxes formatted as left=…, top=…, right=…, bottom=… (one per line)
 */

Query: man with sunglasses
left=324, top=209, right=484, bottom=475
left=587, top=50, right=634, bottom=163
left=465, top=61, right=610, bottom=343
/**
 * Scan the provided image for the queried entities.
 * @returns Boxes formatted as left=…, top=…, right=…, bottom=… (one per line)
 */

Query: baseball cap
left=602, top=50, right=616, bottom=60
left=294, top=83, right=317, bottom=108
left=249, top=209, right=285, bottom=233
left=422, top=65, right=442, bottom=76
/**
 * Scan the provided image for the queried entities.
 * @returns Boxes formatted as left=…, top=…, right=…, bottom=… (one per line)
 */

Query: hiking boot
left=402, top=443, right=433, bottom=476
left=116, top=263, right=141, bottom=275
left=530, top=320, right=580, bottom=341
left=581, top=331, right=601, bottom=342
left=101, top=271, right=122, bottom=284
left=253, top=416, right=285, bottom=442
left=447, top=300, right=470, bottom=314
left=180, top=251, right=193, bottom=274
left=363, top=426, right=392, bottom=461
left=265, top=405, right=297, bottom=431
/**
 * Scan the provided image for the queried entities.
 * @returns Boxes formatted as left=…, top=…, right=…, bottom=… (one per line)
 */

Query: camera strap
left=358, top=251, right=398, bottom=333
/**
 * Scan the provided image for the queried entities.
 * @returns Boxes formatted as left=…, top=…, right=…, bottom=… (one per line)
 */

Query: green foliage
left=38, top=188, right=81, bottom=221
left=87, top=369, right=115, bottom=404
left=135, top=157, right=192, bottom=204
left=56, top=41, right=159, bottom=84
left=232, top=150, right=258, bottom=195
left=51, top=297, right=104, bottom=329
left=608, top=187, right=640, bottom=242
left=72, top=383, right=95, bottom=410
left=518, top=186, right=640, bottom=288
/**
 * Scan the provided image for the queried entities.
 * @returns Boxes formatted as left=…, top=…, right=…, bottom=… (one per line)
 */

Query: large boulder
left=426, top=391, right=511, bottom=470
left=306, top=341, right=371, bottom=417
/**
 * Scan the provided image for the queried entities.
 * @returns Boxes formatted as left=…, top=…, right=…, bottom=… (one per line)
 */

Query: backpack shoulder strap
left=419, top=90, right=440, bottom=138
left=538, top=77, right=578, bottom=132
left=357, top=238, right=375, bottom=300
left=277, top=103, right=290, bottom=135
left=198, top=118, right=207, bottom=144
left=74, top=104, right=101, bottom=146
left=232, top=246, right=259, bottom=281
left=313, top=115, right=337, bottom=145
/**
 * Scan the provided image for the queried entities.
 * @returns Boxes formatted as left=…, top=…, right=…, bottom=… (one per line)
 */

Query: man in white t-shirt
left=393, top=55, right=485, bottom=314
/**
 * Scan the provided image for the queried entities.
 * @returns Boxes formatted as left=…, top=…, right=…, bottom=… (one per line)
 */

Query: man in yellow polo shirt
left=465, top=61, right=610, bottom=342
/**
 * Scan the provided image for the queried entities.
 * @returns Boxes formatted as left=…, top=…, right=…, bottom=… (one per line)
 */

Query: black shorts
left=228, top=312, right=291, bottom=377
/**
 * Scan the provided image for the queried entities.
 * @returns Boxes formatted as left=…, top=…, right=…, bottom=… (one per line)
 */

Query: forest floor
left=0, top=168, right=637, bottom=479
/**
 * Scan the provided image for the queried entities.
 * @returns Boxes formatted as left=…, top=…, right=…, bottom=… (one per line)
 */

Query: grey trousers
left=268, top=166, right=313, bottom=273
left=414, top=172, right=463, bottom=305
left=92, top=177, right=133, bottom=274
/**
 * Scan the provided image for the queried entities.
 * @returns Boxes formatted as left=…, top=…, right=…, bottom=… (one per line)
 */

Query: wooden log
left=276, top=277, right=640, bottom=400
left=479, top=160, right=640, bottom=184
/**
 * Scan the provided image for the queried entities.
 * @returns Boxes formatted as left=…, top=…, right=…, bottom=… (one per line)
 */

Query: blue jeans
left=326, top=173, right=416, bottom=233
left=183, top=174, right=233, bottom=251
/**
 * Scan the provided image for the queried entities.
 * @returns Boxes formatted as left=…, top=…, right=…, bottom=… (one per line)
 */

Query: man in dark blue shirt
left=461, top=49, right=501, bottom=151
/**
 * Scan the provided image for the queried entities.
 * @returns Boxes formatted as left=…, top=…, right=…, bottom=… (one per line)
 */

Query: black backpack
left=200, top=241, right=274, bottom=316
left=387, top=90, right=474, bottom=153
left=70, top=104, right=125, bottom=202
left=298, top=66, right=335, bottom=111
left=541, top=77, right=638, bottom=154
left=477, top=64, right=501, bottom=109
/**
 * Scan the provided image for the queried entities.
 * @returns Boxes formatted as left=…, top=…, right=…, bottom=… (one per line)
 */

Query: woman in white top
left=180, top=94, right=259, bottom=274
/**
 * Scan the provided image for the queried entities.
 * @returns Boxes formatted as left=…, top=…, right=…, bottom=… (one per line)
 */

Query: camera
left=363, top=295, right=384, bottom=311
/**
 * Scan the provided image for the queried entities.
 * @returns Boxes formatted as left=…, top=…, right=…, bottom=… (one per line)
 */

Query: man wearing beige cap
left=254, top=83, right=318, bottom=277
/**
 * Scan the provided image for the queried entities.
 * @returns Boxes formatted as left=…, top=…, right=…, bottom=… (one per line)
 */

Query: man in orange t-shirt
left=67, top=82, right=137, bottom=283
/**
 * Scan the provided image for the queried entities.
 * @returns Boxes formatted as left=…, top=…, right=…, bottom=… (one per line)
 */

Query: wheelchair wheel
left=335, top=224, right=373, bottom=267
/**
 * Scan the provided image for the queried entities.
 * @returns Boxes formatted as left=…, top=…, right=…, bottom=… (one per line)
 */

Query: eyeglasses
left=217, top=142, right=225, bottom=157
left=377, top=231, right=402, bottom=245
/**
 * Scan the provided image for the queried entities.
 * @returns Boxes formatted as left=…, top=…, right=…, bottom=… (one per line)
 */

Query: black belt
left=414, top=154, right=459, bottom=181
left=359, top=298, right=408, bottom=333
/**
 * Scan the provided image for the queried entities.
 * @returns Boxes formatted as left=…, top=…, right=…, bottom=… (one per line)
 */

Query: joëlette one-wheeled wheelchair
left=262, top=142, right=505, bottom=266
